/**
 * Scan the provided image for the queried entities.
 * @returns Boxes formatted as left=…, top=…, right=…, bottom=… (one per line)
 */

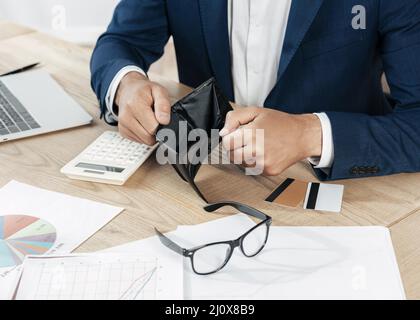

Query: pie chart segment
left=5, top=243, right=23, bottom=265
left=6, top=243, right=25, bottom=262
left=0, top=215, right=57, bottom=268
left=0, top=217, right=3, bottom=238
left=8, top=241, right=47, bottom=256
left=10, top=233, right=57, bottom=243
left=0, top=241, right=16, bottom=267
left=7, top=240, right=54, bottom=254
left=8, top=218, right=56, bottom=240
left=3, top=215, right=39, bottom=239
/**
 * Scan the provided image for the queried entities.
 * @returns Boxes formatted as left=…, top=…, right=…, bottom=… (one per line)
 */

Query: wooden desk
left=1, top=22, right=419, bottom=299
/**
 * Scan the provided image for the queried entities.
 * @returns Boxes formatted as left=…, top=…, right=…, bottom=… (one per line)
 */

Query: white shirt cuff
left=308, top=112, right=335, bottom=169
left=105, top=66, right=147, bottom=120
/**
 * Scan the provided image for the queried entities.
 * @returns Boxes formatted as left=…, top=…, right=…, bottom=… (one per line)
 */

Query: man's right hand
left=115, top=72, right=171, bottom=145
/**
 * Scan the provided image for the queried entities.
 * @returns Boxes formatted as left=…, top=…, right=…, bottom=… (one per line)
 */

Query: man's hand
left=220, top=108, right=322, bottom=176
left=115, top=72, right=171, bottom=145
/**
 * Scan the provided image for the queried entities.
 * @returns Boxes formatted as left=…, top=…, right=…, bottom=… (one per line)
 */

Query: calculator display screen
left=76, top=162, right=125, bottom=173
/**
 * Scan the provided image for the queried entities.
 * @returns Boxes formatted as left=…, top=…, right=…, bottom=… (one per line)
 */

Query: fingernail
left=158, top=112, right=170, bottom=123
left=219, top=128, right=229, bottom=137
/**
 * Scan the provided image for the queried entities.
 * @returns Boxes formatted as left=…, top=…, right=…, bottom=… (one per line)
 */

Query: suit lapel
left=277, top=0, right=325, bottom=81
left=198, top=0, right=234, bottom=100
left=197, top=0, right=324, bottom=103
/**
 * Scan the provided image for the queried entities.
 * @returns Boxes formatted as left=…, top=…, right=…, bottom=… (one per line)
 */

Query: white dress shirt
left=105, top=0, right=334, bottom=168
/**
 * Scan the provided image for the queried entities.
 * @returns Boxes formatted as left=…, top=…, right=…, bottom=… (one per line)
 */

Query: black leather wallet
left=156, top=78, right=233, bottom=202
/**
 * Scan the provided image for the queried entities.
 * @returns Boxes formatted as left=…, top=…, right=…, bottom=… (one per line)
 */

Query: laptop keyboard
left=0, top=80, right=40, bottom=136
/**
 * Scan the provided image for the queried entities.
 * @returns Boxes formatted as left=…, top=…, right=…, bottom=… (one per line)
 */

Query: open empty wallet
left=156, top=78, right=233, bottom=202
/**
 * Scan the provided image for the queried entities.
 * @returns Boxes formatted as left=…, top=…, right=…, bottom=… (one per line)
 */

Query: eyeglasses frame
left=155, top=201, right=272, bottom=275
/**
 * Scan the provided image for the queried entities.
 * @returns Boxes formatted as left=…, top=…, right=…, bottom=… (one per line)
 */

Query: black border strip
left=265, top=178, right=295, bottom=202
left=305, top=183, right=320, bottom=210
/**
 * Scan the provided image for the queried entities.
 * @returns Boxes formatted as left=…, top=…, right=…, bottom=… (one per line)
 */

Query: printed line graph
left=119, top=266, right=157, bottom=300
left=20, top=255, right=159, bottom=300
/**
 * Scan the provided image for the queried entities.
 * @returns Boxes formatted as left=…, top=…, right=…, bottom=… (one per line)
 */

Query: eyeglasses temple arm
left=203, top=201, right=270, bottom=221
left=154, top=228, right=187, bottom=256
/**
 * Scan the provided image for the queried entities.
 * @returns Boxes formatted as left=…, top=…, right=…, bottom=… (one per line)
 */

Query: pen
left=0, top=63, right=41, bottom=77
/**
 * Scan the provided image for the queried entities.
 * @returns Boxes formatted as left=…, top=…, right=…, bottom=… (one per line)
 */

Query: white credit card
left=303, top=182, right=344, bottom=213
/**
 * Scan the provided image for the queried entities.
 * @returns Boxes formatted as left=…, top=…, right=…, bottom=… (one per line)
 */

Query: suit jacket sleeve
left=317, top=0, right=420, bottom=181
left=90, top=0, right=170, bottom=117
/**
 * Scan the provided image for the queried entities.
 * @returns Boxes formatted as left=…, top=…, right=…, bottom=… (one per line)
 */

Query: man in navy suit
left=91, top=0, right=420, bottom=180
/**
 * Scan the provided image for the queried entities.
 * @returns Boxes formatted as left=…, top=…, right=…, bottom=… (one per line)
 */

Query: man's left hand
left=220, top=108, right=323, bottom=176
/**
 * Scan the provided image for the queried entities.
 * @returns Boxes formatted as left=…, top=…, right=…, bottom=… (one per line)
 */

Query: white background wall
left=0, top=0, right=179, bottom=80
left=0, top=0, right=120, bottom=45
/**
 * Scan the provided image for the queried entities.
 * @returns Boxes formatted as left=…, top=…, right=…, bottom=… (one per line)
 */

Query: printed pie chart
left=0, top=215, right=56, bottom=268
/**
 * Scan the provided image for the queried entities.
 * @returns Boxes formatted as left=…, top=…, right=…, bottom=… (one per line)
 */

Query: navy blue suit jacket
left=91, top=0, right=420, bottom=181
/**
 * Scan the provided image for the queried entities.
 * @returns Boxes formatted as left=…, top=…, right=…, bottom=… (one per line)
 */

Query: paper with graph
left=0, top=180, right=124, bottom=300
left=15, top=253, right=183, bottom=300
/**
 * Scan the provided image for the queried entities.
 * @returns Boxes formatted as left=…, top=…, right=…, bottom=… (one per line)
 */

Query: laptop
left=0, top=69, right=92, bottom=143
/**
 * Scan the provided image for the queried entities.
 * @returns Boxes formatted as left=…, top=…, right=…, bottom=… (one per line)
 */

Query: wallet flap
left=156, top=78, right=233, bottom=202
left=157, top=78, right=232, bottom=156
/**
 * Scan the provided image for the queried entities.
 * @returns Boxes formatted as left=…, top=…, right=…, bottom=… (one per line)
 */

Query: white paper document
left=103, top=214, right=405, bottom=300
left=176, top=215, right=406, bottom=300
left=0, top=180, right=123, bottom=300
left=15, top=253, right=183, bottom=300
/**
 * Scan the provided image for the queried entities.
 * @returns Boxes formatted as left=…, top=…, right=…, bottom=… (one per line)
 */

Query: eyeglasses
left=155, top=201, right=272, bottom=275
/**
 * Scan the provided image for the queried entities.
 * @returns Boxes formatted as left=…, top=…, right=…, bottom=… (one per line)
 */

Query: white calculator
left=61, top=131, right=158, bottom=185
